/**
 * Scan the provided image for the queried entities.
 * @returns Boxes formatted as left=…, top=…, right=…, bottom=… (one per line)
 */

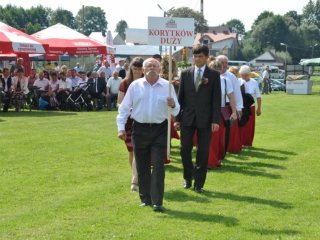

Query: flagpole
left=167, top=45, right=173, bottom=159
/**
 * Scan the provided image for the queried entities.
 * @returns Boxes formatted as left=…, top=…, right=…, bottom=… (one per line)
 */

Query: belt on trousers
left=133, top=120, right=167, bottom=127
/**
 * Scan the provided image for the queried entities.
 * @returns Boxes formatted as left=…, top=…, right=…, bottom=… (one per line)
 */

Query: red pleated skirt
left=241, top=105, right=256, bottom=147
left=208, top=117, right=225, bottom=168
left=227, top=119, right=242, bottom=153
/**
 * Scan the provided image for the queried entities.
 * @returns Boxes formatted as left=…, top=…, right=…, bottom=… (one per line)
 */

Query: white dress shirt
left=220, top=77, right=233, bottom=107
left=58, top=79, right=72, bottom=90
left=33, top=78, right=50, bottom=91
left=116, top=77, right=180, bottom=131
left=222, top=71, right=243, bottom=111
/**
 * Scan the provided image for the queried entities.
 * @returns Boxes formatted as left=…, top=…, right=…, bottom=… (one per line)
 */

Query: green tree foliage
left=226, top=19, right=245, bottom=35
left=301, top=0, right=320, bottom=25
left=251, top=15, right=291, bottom=52
left=50, top=8, right=75, bottom=29
left=284, top=11, right=302, bottom=25
left=0, top=5, right=28, bottom=30
left=75, top=6, right=107, bottom=36
left=115, top=20, right=128, bottom=40
left=251, top=11, right=274, bottom=29
left=26, top=5, right=50, bottom=29
left=167, top=7, right=208, bottom=33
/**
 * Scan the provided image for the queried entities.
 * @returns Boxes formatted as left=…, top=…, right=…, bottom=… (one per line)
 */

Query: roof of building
left=194, top=32, right=237, bottom=45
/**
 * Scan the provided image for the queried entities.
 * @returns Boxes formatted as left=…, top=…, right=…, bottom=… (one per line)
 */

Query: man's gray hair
left=216, top=55, right=229, bottom=63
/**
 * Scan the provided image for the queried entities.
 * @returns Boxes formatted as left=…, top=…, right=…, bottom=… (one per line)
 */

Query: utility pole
left=200, top=0, right=204, bottom=37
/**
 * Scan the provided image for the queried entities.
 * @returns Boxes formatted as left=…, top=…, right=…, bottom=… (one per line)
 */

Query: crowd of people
left=115, top=45, right=262, bottom=212
left=1, top=46, right=262, bottom=213
left=0, top=58, right=126, bottom=112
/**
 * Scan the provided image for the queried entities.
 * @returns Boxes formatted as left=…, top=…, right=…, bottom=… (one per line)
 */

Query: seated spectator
left=67, top=69, right=81, bottom=90
left=106, top=70, right=122, bottom=111
left=0, top=68, right=12, bottom=112
left=48, top=72, right=60, bottom=109
left=87, top=71, right=106, bottom=110
left=33, top=71, right=50, bottom=91
left=11, top=69, right=29, bottom=112
left=77, top=71, right=87, bottom=87
left=27, top=68, right=38, bottom=88
left=57, top=71, right=72, bottom=109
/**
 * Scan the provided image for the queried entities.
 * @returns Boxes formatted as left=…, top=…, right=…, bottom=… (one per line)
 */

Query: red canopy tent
left=0, top=21, right=49, bottom=75
left=32, top=23, right=107, bottom=55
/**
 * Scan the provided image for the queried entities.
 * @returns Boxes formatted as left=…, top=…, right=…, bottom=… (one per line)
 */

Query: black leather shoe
left=153, top=205, right=165, bottom=212
left=194, top=186, right=203, bottom=193
left=183, top=180, right=192, bottom=189
left=139, top=202, right=151, bottom=207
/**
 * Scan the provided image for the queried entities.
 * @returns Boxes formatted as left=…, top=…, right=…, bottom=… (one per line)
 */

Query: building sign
left=148, top=17, right=194, bottom=46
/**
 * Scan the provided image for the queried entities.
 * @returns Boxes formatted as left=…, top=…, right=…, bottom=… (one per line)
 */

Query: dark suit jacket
left=176, top=66, right=221, bottom=128
left=0, top=76, right=12, bottom=92
left=87, top=77, right=106, bottom=94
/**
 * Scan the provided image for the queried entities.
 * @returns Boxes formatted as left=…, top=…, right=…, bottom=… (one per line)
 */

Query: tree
left=302, top=0, right=320, bottom=26
left=252, top=11, right=274, bottom=29
left=0, top=5, right=28, bottom=30
left=226, top=19, right=245, bottom=35
left=284, top=11, right=302, bottom=25
left=167, top=7, right=208, bottom=33
left=50, top=8, right=75, bottom=29
left=115, top=20, right=128, bottom=40
left=75, top=6, right=107, bottom=36
left=26, top=5, right=50, bottom=29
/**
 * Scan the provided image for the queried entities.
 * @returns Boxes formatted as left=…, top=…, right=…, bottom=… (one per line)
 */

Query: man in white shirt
left=117, top=58, right=180, bottom=212
left=67, top=69, right=81, bottom=90
left=33, top=71, right=50, bottom=91
left=106, top=71, right=122, bottom=111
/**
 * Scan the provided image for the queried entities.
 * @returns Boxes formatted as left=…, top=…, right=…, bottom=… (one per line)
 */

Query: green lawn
left=1, top=92, right=319, bottom=240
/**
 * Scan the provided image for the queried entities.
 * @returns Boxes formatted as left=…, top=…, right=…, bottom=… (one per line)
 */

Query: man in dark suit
left=174, top=44, right=221, bottom=193
left=87, top=71, right=107, bottom=110
left=0, top=68, right=12, bottom=112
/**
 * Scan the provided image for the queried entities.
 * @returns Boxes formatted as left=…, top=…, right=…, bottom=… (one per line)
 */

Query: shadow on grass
left=214, top=164, right=282, bottom=179
left=248, top=227, right=300, bottom=236
left=0, top=111, right=77, bottom=117
left=224, top=160, right=286, bottom=170
left=166, top=189, right=210, bottom=203
left=166, top=190, right=293, bottom=209
left=163, top=209, right=239, bottom=226
left=165, top=164, right=183, bottom=173
left=204, top=190, right=293, bottom=209
left=231, top=147, right=296, bottom=161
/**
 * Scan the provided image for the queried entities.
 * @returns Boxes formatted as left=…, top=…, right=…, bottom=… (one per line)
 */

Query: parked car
left=270, top=79, right=285, bottom=91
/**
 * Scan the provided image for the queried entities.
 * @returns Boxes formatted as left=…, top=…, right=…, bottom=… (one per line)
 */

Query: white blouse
left=220, top=77, right=233, bottom=107
left=240, top=79, right=261, bottom=99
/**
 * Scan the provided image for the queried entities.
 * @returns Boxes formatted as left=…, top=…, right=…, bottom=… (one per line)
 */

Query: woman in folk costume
left=226, top=66, right=243, bottom=153
left=238, top=65, right=262, bottom=147
left=117, top=57, right=144, bottom=192
left=207, top=61, right=237, bottom=168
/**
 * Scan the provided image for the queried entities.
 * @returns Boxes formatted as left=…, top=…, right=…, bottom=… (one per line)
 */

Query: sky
left=0, top=0, right=311, bottom=33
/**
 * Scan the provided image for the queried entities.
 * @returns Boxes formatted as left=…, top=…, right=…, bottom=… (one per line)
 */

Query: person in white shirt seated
left=33, top=71, right=50, bottom=91
left=56, top=71, right=72, bottom=108
left=67, top=69, right=81, bottom=90
left=11, top=69, right=29, bottom=111
left=106, top=70, right=122, bottom=111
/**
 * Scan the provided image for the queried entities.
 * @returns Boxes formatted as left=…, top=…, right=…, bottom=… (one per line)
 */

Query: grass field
left=0, top=91, right=320, bottom=240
